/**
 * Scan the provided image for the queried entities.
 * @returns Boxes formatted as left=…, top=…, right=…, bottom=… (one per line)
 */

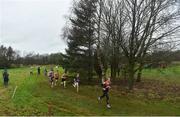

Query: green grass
left=0, top=66, right=180, bottom=116
left=143, top=65, right=180, bottom=83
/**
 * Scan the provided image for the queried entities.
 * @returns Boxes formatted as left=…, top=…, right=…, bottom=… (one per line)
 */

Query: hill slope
left=0, top=67, right=180, bottom=116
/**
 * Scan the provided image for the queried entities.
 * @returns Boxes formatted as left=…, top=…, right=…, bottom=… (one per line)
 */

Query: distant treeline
left=0, top=45, right=64, bottom=69
left=1, top=45, right=180, bottom=69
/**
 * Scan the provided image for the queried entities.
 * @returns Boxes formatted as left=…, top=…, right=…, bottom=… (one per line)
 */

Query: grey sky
left=0, top=0, right=73, bottom=55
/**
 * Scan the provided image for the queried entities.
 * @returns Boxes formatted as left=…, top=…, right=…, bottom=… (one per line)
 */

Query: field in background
left=143, top=65, right=180, bottom=83
left=0, top=65, right=179, bottom=116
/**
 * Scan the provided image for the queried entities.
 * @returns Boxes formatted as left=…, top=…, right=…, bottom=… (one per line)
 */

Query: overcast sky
left=0, top=0, right=73, bottom=55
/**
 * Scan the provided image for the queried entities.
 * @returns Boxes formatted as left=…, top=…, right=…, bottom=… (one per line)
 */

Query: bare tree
left=115, top=0, right=180, bottom=89
left=99, top=0, right=124, bottom=79
left=98, top=0, right=180, bottom=89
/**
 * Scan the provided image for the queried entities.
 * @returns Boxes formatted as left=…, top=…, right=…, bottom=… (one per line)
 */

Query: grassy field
left=0, top=66, right=180, bottom=116
left=143, top=65, right=180, bottom=83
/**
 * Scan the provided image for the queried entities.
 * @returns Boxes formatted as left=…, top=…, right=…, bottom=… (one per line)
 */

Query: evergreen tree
left=65, top=0, right=97, bottom=80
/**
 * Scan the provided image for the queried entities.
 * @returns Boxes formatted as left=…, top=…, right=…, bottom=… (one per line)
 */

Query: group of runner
left=2, top=67, right=112, bottom=109
left=45, top=67, right=80, bottom=93
left=34, top=67, right=112, bottom=108
left=29, top=66, right=80, bottom=92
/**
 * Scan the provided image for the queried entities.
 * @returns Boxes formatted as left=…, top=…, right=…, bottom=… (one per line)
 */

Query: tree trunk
left=88, top=50, right=93, bottom=81
left=128, top=62, right=135, bottom=90
left=111, top=55, right=118, bottom=79
left=136, top=63, right=143, bottom=82
left=96, top=0, right=104, bottom=82
left=117, top=64, right=120, bottom=77
left=96, top=46, right=105, bottom=81
left=111, top=64, right=116, bottom=79
left=98, top=73, right=102, bottom=80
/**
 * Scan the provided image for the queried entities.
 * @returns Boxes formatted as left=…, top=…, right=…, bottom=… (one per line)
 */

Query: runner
left=2, top=69, right=9, bottom=87
left=44, top=68, right=48, bottom=76
left=30, top=66, right=33, bottom=75
left=61, top=72, right=67, bottom=88
left=54, top=70, right=60, bottom=86
left=48, top=69, right=54, bottom=88
left=73, top=73, right=80, bottom=92
left=37, top=66, right=41, bottom=75
left=98, top=77, right=111, bottom=109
